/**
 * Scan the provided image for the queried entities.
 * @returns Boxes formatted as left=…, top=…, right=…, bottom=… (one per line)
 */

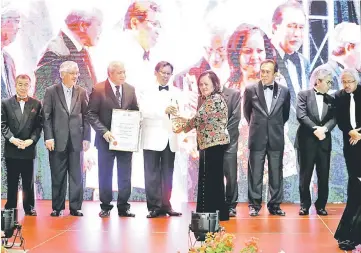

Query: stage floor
left=1, top=200, right=349, bottom=253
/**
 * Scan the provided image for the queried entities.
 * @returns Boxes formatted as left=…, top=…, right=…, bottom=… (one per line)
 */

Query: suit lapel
left=56, top=84, right=69, bottom=114
left=255, top=82, right=268, bottom=115
left=18, top=99, right=33, bottom=133
left=269, top=83, right=281, bottom=115
left=69, top=85, right=79, bottom=114
left=11, top=96, right=22, bottom=124
left=321, top=95, right=330, bottom=121
left=106, top=80, right=121, bottom=109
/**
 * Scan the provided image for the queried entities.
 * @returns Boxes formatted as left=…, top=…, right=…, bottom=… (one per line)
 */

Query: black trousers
left=248, top=149, right=283, bottom=209
left=143, top=143, right=175, bottom=211
left=334, top=143, right=361, bottom=243
left=49, top=138, right=83, bottom=211
left=298, top=146, right=331, bottom=209
left=197, top=145, right=229, bottom=221
left=5, top=158, right=35, bottom=212
left=223, top=152, right=238, bottom=210
left=98, top=146, right=132, bottom=212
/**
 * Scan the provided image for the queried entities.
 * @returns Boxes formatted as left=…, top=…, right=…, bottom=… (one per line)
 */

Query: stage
left=1, top=201, right=348, bottom=253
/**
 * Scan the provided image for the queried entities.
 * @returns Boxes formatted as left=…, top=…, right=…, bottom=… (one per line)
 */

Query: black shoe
left=249, top=207, right=259, bottom=217
left=50, top=210, right=63, bottom=217
left=268, top=208, right=286, bottom=216
left=99, top=209, right=110, bottom=218
left=165, top=209, right=182, bottom=216
left=25, top=209, right=37, bottom=216
left=70, top=210, right=84, bottom=216
left=118, top=210, right=135, bottom=217
left=147, top=210, right=161, bottom=218
left=338, top=240, right=356, bottom=250
left=299, top=207, right=309, bottom=216
left=229, top=208, right=237, bottom=217
left=316, top=208, right=328, bottom=216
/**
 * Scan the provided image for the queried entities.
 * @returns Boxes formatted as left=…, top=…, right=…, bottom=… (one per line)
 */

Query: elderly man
left=35, top=7, right=103, bottom=100
left=86, top=61, right=139, bottom=218
left=1, top=7, right=20, bottom=99
left=295, top=68, right=336, bottom=216
left=1, top=74, right=42, bottom=216
left=334, top=69, right=361, bottom=251
left=43, top=61, right=91, bottom=217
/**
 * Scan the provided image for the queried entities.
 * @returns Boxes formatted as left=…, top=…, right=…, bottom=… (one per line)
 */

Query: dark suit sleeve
left=132, top=89, right=139, bottom=111
left=1, top=100, right=14, bottom=140
left=42, top=88, right=54, bottom=140
left=243, top=87, right=252, bottom=124
left=324, top=96, right=337, bottom=132
left=283, top=89, right=291, bottom=124
left=334, top=92, right=353, bottom=134
left=296, top=91, right=316, bottom=130
left=30, top=102, right=43, bottom=143
left=86, top=88, right=108, bottom=135
left=227, top=90, right=241, bottom=132
left=82, top=90, right=91, bottom=141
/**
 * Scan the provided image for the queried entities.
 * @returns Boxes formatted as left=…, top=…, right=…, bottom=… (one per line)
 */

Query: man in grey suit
left=43, top=61, right=91, bottom=217
left=86, top=61, right=139, bottom=218
left=243, top=59, right=290, bottom=216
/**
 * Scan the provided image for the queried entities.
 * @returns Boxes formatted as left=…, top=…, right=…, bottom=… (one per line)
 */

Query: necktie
left=143, top=51, right=150, bottom=61
left=159, top=85, right=169, bottom=91
left=314, top=89, right=325, bottom=96
left=16, top=96, right=29, bottom=102
left=284, top=52, right=303, bottom=89
left=66, top=89, right=72, bottom=111
left=81, top=48, right=97, bottom=86
left=350, top=93, right=356, bottom=129
left=115, top=86, right=121, bottom=106
left=263, top=85, right=274, bottom=90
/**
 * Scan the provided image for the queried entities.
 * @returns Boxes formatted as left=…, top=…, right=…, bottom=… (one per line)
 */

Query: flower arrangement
left=353, top=245, right=361, bottom=253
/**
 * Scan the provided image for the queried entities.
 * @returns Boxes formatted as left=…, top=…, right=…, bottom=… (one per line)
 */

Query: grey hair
left=59, top=61, right=78, bottom=74
left=341, top=68, right=361, bottom=85
left=309, top=66, right=332, bottom=87
left=107, top=61, right=125, bottom=75
left=64, top=7, right=103, bottom=26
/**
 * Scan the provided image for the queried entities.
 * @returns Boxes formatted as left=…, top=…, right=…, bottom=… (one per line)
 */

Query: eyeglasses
left=341, top=80, right=356, bottom=84
left=67, top=72, right=80, bottom=77
left=159, top=71, right=172, bottom=76
left=145, top=19, right=161, bottom=28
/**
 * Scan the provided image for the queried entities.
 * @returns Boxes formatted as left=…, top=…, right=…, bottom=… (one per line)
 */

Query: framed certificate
left=109, top=109, right=142, bottom=152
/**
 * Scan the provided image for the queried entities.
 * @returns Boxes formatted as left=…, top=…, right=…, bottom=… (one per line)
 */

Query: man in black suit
left=43, top=61, right=90, bottom=217
left=35, top=7, right=103, bottom=100
left=243, top=59, right=290, bottom=216
left=1, top=74, right=42, bottom=215
left=295, top=68, right=336, bottom=216
left=86, top=61, right=139, bottom=218
left=334, top=69, right=361, bottom=251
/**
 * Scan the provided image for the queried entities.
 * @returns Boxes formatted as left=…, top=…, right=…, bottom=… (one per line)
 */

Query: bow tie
left=159, top=85, right=169, bottom=91
left=263, top=85, right=274, bottom=90
left=16, top=96, right=28, bottom=102
left=314, top=89, right=325, bottom=96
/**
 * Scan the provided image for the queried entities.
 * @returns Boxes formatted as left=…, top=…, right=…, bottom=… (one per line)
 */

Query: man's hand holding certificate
left=109, top=109, right=142, bottom=152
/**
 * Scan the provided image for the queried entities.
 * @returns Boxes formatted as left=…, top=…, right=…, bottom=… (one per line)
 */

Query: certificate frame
left=109, top=109, right=142, bottom=152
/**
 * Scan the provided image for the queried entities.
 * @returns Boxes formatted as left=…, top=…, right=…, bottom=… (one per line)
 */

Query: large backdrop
left=1, top=0, right=360, bottom=204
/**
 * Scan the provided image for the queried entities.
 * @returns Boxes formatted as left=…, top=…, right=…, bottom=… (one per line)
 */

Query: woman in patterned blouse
left=174, top=70, right=230, bottom=221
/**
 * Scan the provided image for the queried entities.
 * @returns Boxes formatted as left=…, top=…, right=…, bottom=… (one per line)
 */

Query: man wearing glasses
left=139, top=61, right=183, bottom=218
left=43, top=61, right=91, bottom=217
left=295, top=67, right=336, bottom=216
left=334, top=69, right=361, bottom=251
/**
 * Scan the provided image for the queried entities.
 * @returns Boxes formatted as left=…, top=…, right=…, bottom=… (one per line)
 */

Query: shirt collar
left=62, top=83, right=73, bottom=92
left=62, top=25, right=83, bottom=52
left=108, top=78, right=122, bottom=90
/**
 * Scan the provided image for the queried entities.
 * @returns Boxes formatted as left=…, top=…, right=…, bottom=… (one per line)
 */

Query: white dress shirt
left=314, top=89, right=324, bottom=121
left=350, top=93, right=356, bottom=129
left=108, top=79, right=122, bottom=104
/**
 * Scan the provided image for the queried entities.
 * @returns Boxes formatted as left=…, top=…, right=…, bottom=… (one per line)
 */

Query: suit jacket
left=334, top=85, right=361, bottom=145
left=295, top=89, right=336, bottom=151
left=43, top=84, right=90, bottom=152
left=86, top=80, right=139, bottom=150
left=1, top=96, right=42, bottom=159
left=139, top=83, right=184, bottom=152
left=34, top=31, right=96, bottom=100
left=243, top=81, right=291, bottom=151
